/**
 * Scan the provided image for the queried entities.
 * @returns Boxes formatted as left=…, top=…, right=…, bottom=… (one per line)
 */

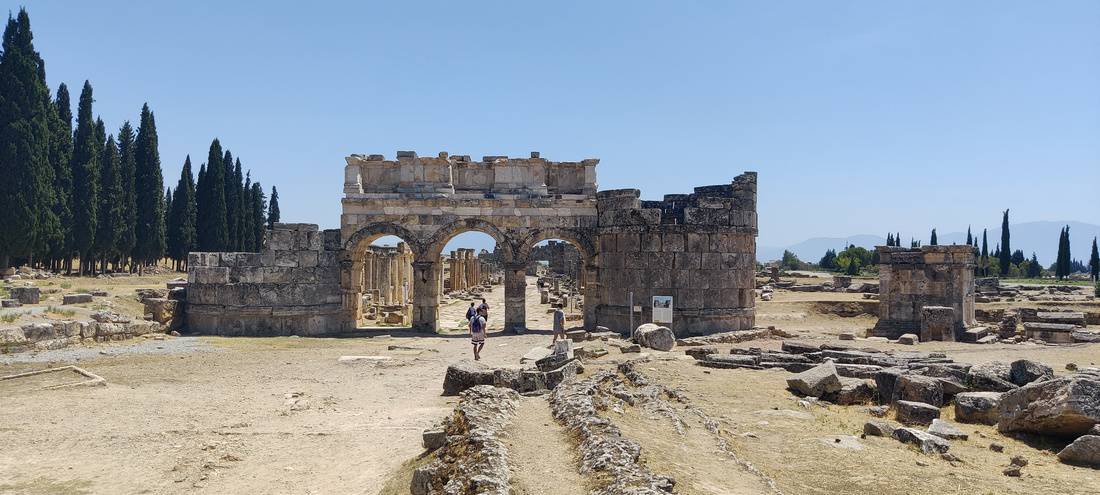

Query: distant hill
left=761, top=221, right=1100, bottom=266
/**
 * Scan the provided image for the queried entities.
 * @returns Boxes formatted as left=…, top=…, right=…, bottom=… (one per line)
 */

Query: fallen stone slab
left=62, top=293, right=93, bottom=305
left=1057, top=435, right=1100, bottom=468
left=954, top=391, right=1002, bottom=425
left=896, top=400, right=940, bottom=426
left=1073, top=331, right=1100, bottom=343
left=834, top=363, right=883, bottom=379
left=10, top=287, right=39, bottom=304
left=892, top=427, right=950, bottom=454
left=699, top=354, right=761, bottom=370
left=864, top=420, right=899, bottom=437
left=684, top=346, right=719, bottom=360
left=786, top=361, right=842, bottom=398
left=1023, top=322, right=1077, bottom=344
left=967, top=361, right=1018, bottom=393
left=998, top=374, right=1100, bottom=437
left=781, top=341, right=821, bottom=354
left=520, top=346, right=552, bottom=363
left=928, top=419, right=968, bottom=440
left=337, top=355, right=392, bottom=363
left=0, top=299, right=20, bottom=308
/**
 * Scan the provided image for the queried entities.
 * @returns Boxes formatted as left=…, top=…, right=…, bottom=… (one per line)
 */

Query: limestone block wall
left=594, top=172, right=758, bottom=337
left=873, top=245, right=976, bottom=339
left=185, top=223, right=344, bottom=336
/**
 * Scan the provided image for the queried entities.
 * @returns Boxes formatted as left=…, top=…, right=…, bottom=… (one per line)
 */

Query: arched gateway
left=185, top=150, right=759, bottom=337
left=340, top=151, right=600, bottom=332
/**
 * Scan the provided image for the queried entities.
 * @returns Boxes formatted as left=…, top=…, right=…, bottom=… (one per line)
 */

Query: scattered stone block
left=892, top=375, right=944, bottom=407
left=422, top=427, right=446, bottom=451
left=838, top=332, right=856, bottom=341
left=0, top=299, right=20, bottom=308
left=1009, top=359, right=1053, bottom=386
left=782, top=341, right=821, bottom=354
left=927, top=419, right=968, bottom=440
left=620, top=344, right=641, bottom=353
left=10, top=287, right=39, bottom=304
left=967, top=361, right=1018, bottom=392
left=998, top=374, right=1100, bottom=437
left=1057, top=435, right=1100, bottom=468
left=684, top=346, right=719, bottom=360
left=895, top=400, right=940, bottom=426
left=786, top=361, right=842, bottom=398
left=632, top=323, right=675, bottom=351
left=864, top=420, right=898, bottom=437
left=62, top=293, right=93, bottom=305
left=953, top=391, right=1002, bottom=425
left=565, top=329, right=590, bottom=342
left=829, top=377, right=875, bottom=405
left=897, top=334, right=919, bottom=345
left=442, top=360, right=496, bottom=396
left=1023, top=322, right=1076, bottom=344
left=892, top=427, right=950, bottom=454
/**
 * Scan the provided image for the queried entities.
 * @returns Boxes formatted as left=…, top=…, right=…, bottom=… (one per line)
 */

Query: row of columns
left=361, top=244, right=414, bottom=307
left=446, top=248, right=487, bottom=293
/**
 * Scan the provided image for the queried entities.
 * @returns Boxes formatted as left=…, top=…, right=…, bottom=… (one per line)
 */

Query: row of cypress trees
left=164, top=140, right=281, bottom=271
left=0, top=9, right=279, bottom=274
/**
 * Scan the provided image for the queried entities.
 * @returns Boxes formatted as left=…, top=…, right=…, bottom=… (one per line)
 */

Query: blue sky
left=11, top=1, right=1099, bottom=250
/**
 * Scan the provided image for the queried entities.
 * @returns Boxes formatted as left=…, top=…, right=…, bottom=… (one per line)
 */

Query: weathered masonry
left=873, top=245, right=976, bottom=340
left=187, top=151, right=760, bottom=337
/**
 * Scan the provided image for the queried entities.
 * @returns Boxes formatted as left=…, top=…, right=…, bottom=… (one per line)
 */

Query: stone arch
left=341, top=222, right=425, bottom=331
left=423, top=218, right=515, bottom=262
left=344, top=222, right=426, bottom=259
left=515, top=227, right=598, bottom=264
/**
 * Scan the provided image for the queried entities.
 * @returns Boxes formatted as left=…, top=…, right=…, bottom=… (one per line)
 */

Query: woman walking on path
left=470, top=312, right=487, bottom=360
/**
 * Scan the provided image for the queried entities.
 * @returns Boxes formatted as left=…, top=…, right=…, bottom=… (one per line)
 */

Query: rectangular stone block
left=190, top=267, right=230, bottom=285
left=662, top=233, right=685, bottom=252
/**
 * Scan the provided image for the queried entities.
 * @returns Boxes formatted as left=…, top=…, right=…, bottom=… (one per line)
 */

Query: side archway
left=341, top=222, right=429, bottom=331
left=344, top=222, right=426, bottom=259
left=423, top=218, right=516, bottom=263
left=512, top=227, right=600, bottom=331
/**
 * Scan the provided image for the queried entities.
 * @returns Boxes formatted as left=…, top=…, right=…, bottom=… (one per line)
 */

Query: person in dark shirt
left=552, top=304, right=566, bottom=343
left=469, top=313, right=487, bottom=360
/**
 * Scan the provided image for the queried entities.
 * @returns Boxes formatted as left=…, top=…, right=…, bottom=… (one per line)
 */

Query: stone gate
left=188, top=150, right=760, bottom=337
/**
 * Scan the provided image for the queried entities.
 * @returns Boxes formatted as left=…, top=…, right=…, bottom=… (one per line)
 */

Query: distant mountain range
left=760, top=221, right=1100, bottom=266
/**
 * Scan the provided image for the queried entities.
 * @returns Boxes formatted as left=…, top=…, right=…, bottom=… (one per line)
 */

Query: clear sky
left=11, top=1, right=1099, bottom=249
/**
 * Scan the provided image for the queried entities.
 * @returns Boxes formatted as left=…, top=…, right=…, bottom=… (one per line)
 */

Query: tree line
left=815, top=209, right=1100, bottom=282
left=0, top=9, right=280, bottom=274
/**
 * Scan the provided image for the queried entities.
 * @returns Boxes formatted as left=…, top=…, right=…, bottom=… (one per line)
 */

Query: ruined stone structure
left=187, top=151, right=759, bottom=336
left=360, top=244, right=414, bottom=306
left=873, top=245, right=976, bottom=340
left=445, top=248, right=491, bottom=293
left=186, top=223, right=344, bottom=335
left=594, top=174, right=758, bottom=336
left=530, top=240, right=583, bottom=283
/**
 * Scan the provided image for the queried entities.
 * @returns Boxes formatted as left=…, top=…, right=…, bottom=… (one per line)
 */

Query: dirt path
left=503, top=396, right=589, bottom=495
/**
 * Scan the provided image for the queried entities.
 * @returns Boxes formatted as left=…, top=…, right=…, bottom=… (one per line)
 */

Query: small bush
left=60, top=282, right=72, bottom=289
left=1, top=312, right=28, bottom=323
left=1095, top=282, right=1099, bottom=297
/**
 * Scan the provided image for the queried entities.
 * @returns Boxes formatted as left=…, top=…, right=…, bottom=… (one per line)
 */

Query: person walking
left=477, top=298, right=490, bottom=322
left=470, top=311, right=487, bottom=361
left=552, top=303, right=566, bottom=343
left=465, top=302, right=477, bottom=328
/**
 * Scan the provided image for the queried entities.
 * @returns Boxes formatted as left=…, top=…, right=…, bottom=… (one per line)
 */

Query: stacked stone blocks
left=186, top=223, right=344, bottom=336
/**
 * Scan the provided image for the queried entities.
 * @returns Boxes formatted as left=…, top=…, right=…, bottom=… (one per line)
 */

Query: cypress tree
left=167, top=157, right=197, bottom=270
left=1056, top=226, right=1072, bottom=279
left=1089, top=237, right=1099, bottom=282
left=965, top=226, right=972, bottom=246
left=267, top=185, right=280, bottom=228
left=117, top=121, right=137, bottom=270
left=94, top=134, right=124, bottom=271
left=999, top=209, right=1011, bottom=276
left=48, top=83, right=74, bottom=269
left=980, top=229, right=989, bottom=276
left=241, top=172, right=254, bottom=251
left=197, top=139, right=228, bottom=251
left=133, top=104, right=166, bottom=269
left=223, top=149, right=239, bottom=250
left=233, top=158, right=244, bottom=250
left=70, top=81, right=98, bottom=274
left=0, top=9, right=52, bottom=268
left=164, top=186, right=174, bottom=263
left=250, top=182, right=266, bottom=250
left=930, top=228, right=937, bottom=246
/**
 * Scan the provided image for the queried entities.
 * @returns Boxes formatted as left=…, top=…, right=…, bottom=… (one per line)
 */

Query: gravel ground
left=0, top=336, right=213, bottom=365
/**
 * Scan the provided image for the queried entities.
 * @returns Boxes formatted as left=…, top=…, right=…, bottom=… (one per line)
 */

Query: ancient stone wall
left=873, top=245, right=976, bottom=340
left=185, top=223, right=344, bottom=336
left=594, top=172, right=758, bottom=337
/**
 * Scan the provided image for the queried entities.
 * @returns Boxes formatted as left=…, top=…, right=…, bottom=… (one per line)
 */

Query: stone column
left=583, top=263, right=599, bottom=330
left=411, top=260, right=440, bottom=333
left=339, top=259, right=362, bottom=330
left=465, top=250, right=476, bottom=290
left=504, top=261, right=527, bottom=333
